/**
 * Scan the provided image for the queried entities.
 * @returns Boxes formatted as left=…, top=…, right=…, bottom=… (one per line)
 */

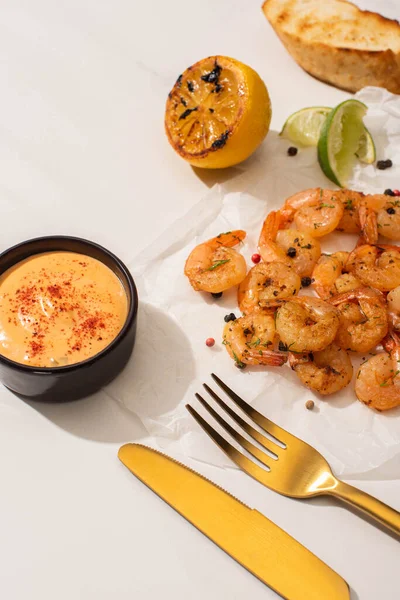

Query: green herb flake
left=206, top=259, right=230, bottom=271
left=232, top=351, right=245, bottom=368
left=344, top=199, right=353, bottom=210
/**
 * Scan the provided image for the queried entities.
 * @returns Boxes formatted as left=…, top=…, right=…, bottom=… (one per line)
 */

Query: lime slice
left=355, top=127, right=376, bottom=164
left=317, top=99, right=369, bottom=187
left=280, top=106, right=332, bottom=146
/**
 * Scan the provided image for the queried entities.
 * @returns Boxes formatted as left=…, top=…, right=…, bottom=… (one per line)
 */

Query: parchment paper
left=108, top=87, right=400, bottom=479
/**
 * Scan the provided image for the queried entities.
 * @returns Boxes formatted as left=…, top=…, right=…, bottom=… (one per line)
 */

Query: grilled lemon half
left=165, top=56, right=271, bottom=169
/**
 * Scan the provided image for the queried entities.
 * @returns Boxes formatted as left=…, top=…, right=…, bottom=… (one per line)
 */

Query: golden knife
left=118, top=443, right=350, bottom=600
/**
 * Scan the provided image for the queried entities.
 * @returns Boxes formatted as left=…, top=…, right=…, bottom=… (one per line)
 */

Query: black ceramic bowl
left=0, top=236, right=138, bottom=402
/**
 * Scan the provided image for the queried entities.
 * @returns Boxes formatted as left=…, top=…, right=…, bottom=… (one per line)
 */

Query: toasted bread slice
left=262, top=0, right=400, bottom=93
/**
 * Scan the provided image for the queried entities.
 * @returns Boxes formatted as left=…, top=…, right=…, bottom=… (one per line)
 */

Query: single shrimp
left=346, top=244, right=400, bottom=292
left=336, top=191, right=400, bottom=242
left=262, top=296, right=340, bottom=353
left=258, top=211, right=321, bottom=277
left=312, top=251, right=362, bottom=300
left=223, top=313, right=287, bottom=367
left=184, top=230, right=246, bottom=293
left=387, top=285, right=400, bottom=331
left=288, top=343, right=353, bottom=396
left=237, top=262, right=301, bottom=315
left=335, top=190, right=365, bottom=234
left=355, top=332, right=400, bottom=411
left=375, top=197, right=400, bottom=241
left=329, top=287, right=388, bottom=353
left=282, top=188, right=344, bottom=238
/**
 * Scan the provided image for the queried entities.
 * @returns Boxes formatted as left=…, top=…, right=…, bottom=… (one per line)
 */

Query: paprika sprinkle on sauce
left=0, top=252, right=128, bottom=367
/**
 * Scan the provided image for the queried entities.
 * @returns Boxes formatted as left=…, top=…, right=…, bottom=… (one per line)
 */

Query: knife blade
left=118, top=443, right=350, bottom=600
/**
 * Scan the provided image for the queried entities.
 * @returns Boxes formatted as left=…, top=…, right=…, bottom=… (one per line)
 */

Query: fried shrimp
left=184, top=230, right=246, bottom=293
left=281, top=188, right=344, bottom=238
left=223, top=313, right=287, bottom=367
left=288, top=343, right=353, bottom=396
left=263, top=296, right=340, bottom=353
left=330, top=287, right=388, bottom=353
left=355, top=332, right=400, bottom=411
left=387, top=285, right=400, bottom=331
left=335, top=190, right=365, bottom=234
left=334, top=190, right=398, bottom=239
left=312, top=252, right=362, bottom=300
left=346, top=244, right=400, bottom=292
left=238, top=262, right=301, bottom=315
left=258, top=211, right=321, bottom=277
left=375, top=198, right=400, bottom=241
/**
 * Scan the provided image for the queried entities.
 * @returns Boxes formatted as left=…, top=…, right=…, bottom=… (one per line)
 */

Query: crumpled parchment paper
left=108, top=87, right=400, bottom=479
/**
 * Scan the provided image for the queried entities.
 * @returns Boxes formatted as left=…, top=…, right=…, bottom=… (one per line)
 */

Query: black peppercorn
left=287, top=146, right=298, bottom=156
left=301, top=276, right=312, bottom=287
left=387, top=207, right=396, bottom=215
left=384, top=189, right=395, bottom=196
left=224, top=313, right=236, bottom=322
left=287, top=247, right=297, bottom=258
left=377, top=159, right=393, bottom=170
left=211, top=292, right=223, bottom=299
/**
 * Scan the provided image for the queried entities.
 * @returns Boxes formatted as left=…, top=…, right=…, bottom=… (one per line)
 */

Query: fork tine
left=195, top=393, right=271, bottom=469
left=211, top=373, right=292, bottom=446
left=202, top=384, right=279, bottom=457
left=186, top=403, right=271, bottom=487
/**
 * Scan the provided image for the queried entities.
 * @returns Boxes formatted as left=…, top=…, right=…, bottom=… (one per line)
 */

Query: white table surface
left=0, top=1, right=399, bottom=599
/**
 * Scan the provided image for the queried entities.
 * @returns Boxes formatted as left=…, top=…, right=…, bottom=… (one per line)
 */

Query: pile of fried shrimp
left=184, top=187, right=400, bottom=412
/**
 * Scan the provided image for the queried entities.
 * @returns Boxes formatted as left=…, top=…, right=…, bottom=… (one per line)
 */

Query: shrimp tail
left=248, top=349, right=287, bottom=366
left=358, top=203, right=378, bottom=245
left=258, top=211, right=280, bottom=249
left=288, top=352, right=312, bottom=369
left=382, top=330, right=400, bottom=353
left=329, top=286, right=385, bottom=306
left=210, top=230, right=246, bottom=249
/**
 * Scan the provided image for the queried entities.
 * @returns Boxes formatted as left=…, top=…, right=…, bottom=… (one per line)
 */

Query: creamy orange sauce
left=0, top=252, right=128, bottom=367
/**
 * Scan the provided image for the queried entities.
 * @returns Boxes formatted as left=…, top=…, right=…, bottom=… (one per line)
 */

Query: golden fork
left=186, top=373, right=400, bottom=537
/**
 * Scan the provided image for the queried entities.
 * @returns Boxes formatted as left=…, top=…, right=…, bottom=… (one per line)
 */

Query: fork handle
left=329, top=479, right=400, bottom=536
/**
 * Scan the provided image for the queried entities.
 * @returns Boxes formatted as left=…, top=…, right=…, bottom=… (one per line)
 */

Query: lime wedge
left=317, top=99, right=370, bottom=187
left=280, top=106, right=332, bottom=146
left=355, top=127, right=376, bottom=164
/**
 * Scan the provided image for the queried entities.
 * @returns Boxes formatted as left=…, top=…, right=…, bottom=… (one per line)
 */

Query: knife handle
left=329, top=479, right=400, bottom=537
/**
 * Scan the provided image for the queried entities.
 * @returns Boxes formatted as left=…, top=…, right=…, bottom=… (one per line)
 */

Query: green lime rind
left=280, top=106, right=332, bottom=146
left=356, top=127, right=376, bottom=164
left=317, top=99, right=368, bottom=188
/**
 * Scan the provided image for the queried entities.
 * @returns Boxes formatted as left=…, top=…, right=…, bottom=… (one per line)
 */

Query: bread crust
left=262, top=0, right=400, bottom=94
